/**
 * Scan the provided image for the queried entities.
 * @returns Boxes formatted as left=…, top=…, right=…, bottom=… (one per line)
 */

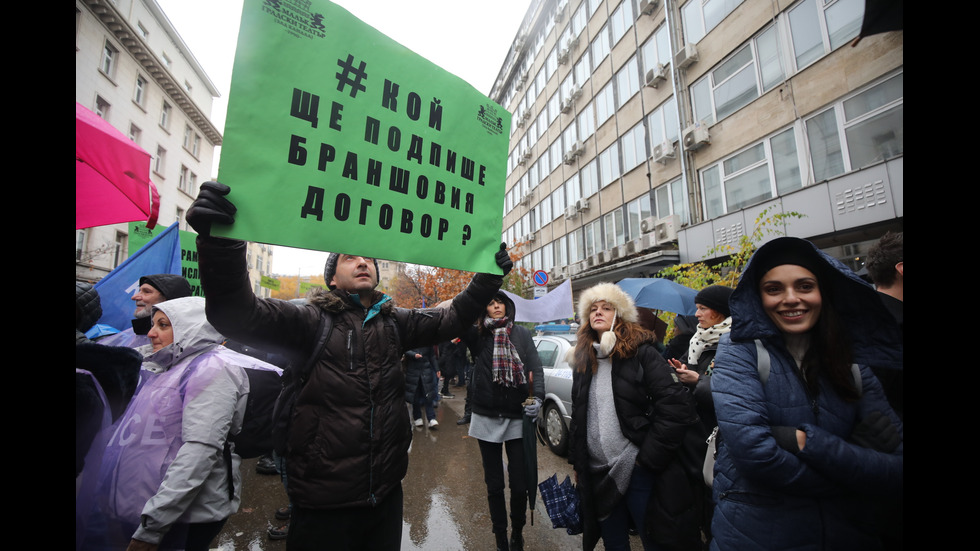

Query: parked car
left=533, top=333, right=576, bottom=456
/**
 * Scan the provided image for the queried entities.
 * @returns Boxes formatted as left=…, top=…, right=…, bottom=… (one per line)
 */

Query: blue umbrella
left=616, top=278, right=698, bottom=315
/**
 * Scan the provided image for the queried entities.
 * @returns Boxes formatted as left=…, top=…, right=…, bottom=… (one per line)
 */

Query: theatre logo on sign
left=477, top=103, right=504, bottom=136
left=261, top=0, right=327, bottom=40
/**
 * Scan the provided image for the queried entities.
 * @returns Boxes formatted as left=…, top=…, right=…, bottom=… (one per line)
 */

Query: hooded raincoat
left=709, top=238, right=903, bottom=550
left=83, top=297, right=255, bottom=550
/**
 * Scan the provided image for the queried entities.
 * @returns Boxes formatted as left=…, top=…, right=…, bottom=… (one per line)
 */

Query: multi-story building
left=76, top=0, right=273, bottom=297
left=491, top=0, right=902, bottom=294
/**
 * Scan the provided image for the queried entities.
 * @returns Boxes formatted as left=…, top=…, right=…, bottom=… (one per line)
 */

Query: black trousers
left=286, top=484, right=403, bottom=551
left=478, top=438, right=528, bottom=535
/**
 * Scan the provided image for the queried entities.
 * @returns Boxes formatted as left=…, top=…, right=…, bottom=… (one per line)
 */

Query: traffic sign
left=533, top=270, right=549, bottom=286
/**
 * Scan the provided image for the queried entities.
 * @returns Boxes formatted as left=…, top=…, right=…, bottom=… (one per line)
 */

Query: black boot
left=510, top=528, right=524, bottom=551
left=495, top=531, right=509, bottom=551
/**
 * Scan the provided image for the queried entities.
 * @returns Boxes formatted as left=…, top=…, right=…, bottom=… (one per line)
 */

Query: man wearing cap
left=97, top=274, right=193, bottom=348
left=187, top=181, right=512, bottom=551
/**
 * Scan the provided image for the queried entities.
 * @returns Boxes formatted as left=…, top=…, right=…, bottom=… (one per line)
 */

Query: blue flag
left=94, top=222, right=181, bottom=331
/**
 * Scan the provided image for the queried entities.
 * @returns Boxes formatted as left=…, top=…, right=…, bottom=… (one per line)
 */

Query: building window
left=134, top=75, right=147, bottom=107
left=653, top=178, right=688, bottom=223
left=609, top=0, right=634, bottom=45
left=641, top=24, right=672, bottom=73
left=183, top=125, right=193, bottom=149
left=573, top=49, right=592, bottom=86
left=114, top=231, right=128, bottom=268
left=129, top=123, right=142, bottom=144
left=578, top=101, right=596, bottom=141
left=163, top=53, right=172, bottom=68
left=138, top=22, right=149, bottom=39
left=602, top=209, right=626, bottom=250
left=647, top=96, right=680, bottom=150
left=626, top=194, right=653, bottom=240
left=76, top=229, right=87, bottom=262
left=620, top=122, right=648, bottom=173
left=154, top=146, right=167, bottom=176
left=690, top=25, right=783, bottom=124
left=598, top=142, right=621, bottom=188
left=788, top=0, right=864, bottom=70
left=591, top=24, right=610, bottom=66
left=179, top=165, right=191, bottom=193
left=682, top=0, right=745, bottom=44
left=595, top=82, right=616, bottom=124
left=95, top=96, right=110, bottom=120
left=804, top=72, right=903, bottom=180
left=160, top=102, right=172, bottom=130
left=700, top=127, right=802, bottom=219
left=184, top=80, right=193, bottom=94
left=192, top=133, right=201, bottom=157
left=100, top=40, right=118, bottom=77
left=615, top=55, right=641, bottom=107
left=580, top=159, right=599, bottom=198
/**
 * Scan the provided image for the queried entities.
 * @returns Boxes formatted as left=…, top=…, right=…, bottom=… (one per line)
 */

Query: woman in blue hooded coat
left=709, top=237, right=903, bottom=550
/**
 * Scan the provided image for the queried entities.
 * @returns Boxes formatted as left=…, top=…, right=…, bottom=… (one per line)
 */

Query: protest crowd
left=76, top=179, right=902, bottom=551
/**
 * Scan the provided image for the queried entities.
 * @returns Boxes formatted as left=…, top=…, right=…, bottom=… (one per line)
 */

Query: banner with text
left=215, top=0, right=511, bottom=273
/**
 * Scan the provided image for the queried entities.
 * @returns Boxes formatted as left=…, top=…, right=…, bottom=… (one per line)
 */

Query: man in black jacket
left=188, top=181, right=511, bottom=551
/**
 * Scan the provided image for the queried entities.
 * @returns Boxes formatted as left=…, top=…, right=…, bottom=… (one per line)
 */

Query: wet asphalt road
left=212, top=384, right=621, bottom=550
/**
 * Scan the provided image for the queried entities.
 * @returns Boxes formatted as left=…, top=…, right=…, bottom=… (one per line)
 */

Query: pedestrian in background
left=405, top=346, right=440, bottom=429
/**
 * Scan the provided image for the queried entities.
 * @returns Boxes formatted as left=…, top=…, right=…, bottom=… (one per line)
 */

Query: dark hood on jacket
left=730, top=237, right=902, bottom=369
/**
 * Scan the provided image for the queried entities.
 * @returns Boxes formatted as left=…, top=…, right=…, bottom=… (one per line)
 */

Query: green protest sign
left=260, top=275, right=281, bottom=291
left=215, top=0, right=511, bottom=274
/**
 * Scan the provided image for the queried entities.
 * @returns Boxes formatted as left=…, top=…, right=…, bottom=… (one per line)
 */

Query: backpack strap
left=298, top=310, right=334, bottom=384
left=754, top=339, right=862, bottom=395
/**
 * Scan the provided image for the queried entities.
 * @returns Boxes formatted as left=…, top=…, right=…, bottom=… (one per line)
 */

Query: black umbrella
left=522, top=372, right=538, bottom=526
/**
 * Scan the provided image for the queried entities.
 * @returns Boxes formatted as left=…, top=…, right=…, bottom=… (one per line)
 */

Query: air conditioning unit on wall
left=675, top=43, right=699, bottom=70
left=652, top=141, right=676, bottom=164
left=638, top=0, right=659, bottom=17
left=644, top=64, right=667, bottom=88
left=655, top=214, right=680, bottom=242
left=683, top=123, right=710, bottom=151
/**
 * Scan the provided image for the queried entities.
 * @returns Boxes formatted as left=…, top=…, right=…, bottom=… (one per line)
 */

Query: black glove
left=187, top=181, right=236, bottom=237
left=850, top=411, right=900, bottom=453
left=495, top=242, right=513, bottom=276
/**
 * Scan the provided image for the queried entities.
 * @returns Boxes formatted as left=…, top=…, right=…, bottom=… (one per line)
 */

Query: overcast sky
left=156, top=0, right=530, bottom=275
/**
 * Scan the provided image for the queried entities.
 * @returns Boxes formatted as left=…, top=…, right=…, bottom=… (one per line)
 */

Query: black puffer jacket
left=462, top=293, right=544, bottom=419
left=197, top=237, right=502, bottom=509
left=569, top=334, right=699, bottom=551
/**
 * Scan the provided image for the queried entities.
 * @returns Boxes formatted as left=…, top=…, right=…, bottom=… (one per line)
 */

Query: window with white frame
left=95, top=96, right=110, bottom=120
left=682, top=0, right=745, bottom=44
left=129, top=123, right=142, bottom=144
left=549, top=139, right=563, bottom=172
left=578, top=101, right=596, bottom=141
left=609, top=0, right=634, bottom=45
left=154, top=146, right=166, bottom=175
left=591, top=24, right=610, bottom=66
left=788, top=0, right=864, bottom=70
left=547, top=46, right=559, bottom=81
left=574, top=50, right=591, bottom=87
left=566, top=173, right=583, bottom=207
left=615, top=55, right=641, bottom=107
left=700, top=127, right=802, bottom=218
left=539, top=192, right=553, bottom=222
left=160, top=102, right=172, bottom=130
left=584, top=219, right=601, bottom=258
left=179, top=165, right=190, bottom=192
left=804, top=72, right=903, bottom=181
left=602, top=209, right=626, bottom=250
left=551, top=186, right=566, bottom=220
left=571, top=1, right=588, bottom=38
left=626, top=194, right=653, bottom=240
left=549, top=92, right=561, bottom=124
left=183, top=125, right=193, bottom=149
left=101, top=40, right=118, bottom=77
left=580, top=159, right=599, bottom=198
left=690, top=25, right=783, bottom=124
left=134, top=75, right=147, bottom=107
left=620, top=122, right=647, bottom=173
left=114, top=231, right=128, bottom=268
left=653, top=177, right=688, bottom=223
left=598, top=142, right=621, bottom=188
left=641, top=24, right=672, bottom=73
left=541, top=243, right=554, bottom=272
left=647, top=96, right=680, bottom=150
left=192, top=133, right=201, bottom=157
left=596, top=82, right=616, bottom=125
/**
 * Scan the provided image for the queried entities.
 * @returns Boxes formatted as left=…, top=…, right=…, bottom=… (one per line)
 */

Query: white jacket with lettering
left=88, top=297, right=252, bottom=548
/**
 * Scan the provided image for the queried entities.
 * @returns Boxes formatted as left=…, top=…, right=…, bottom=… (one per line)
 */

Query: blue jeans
left=598, top=463, right=663, bottom=551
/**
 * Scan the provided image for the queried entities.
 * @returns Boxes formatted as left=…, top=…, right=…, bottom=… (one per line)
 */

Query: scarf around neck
left=687, top=316, right=732, bottom=365
left=485, top=316, right=526, bottom=388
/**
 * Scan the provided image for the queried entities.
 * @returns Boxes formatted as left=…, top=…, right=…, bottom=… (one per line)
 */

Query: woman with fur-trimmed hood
left=568, top=283, right=699, bottom=551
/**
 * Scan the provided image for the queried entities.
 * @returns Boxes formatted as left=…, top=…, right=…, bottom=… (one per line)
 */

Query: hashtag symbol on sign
left=336, top=54, right=368, bottom=98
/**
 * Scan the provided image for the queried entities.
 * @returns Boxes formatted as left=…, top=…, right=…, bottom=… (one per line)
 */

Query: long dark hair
left=796, top=275, right=860, bottom=401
